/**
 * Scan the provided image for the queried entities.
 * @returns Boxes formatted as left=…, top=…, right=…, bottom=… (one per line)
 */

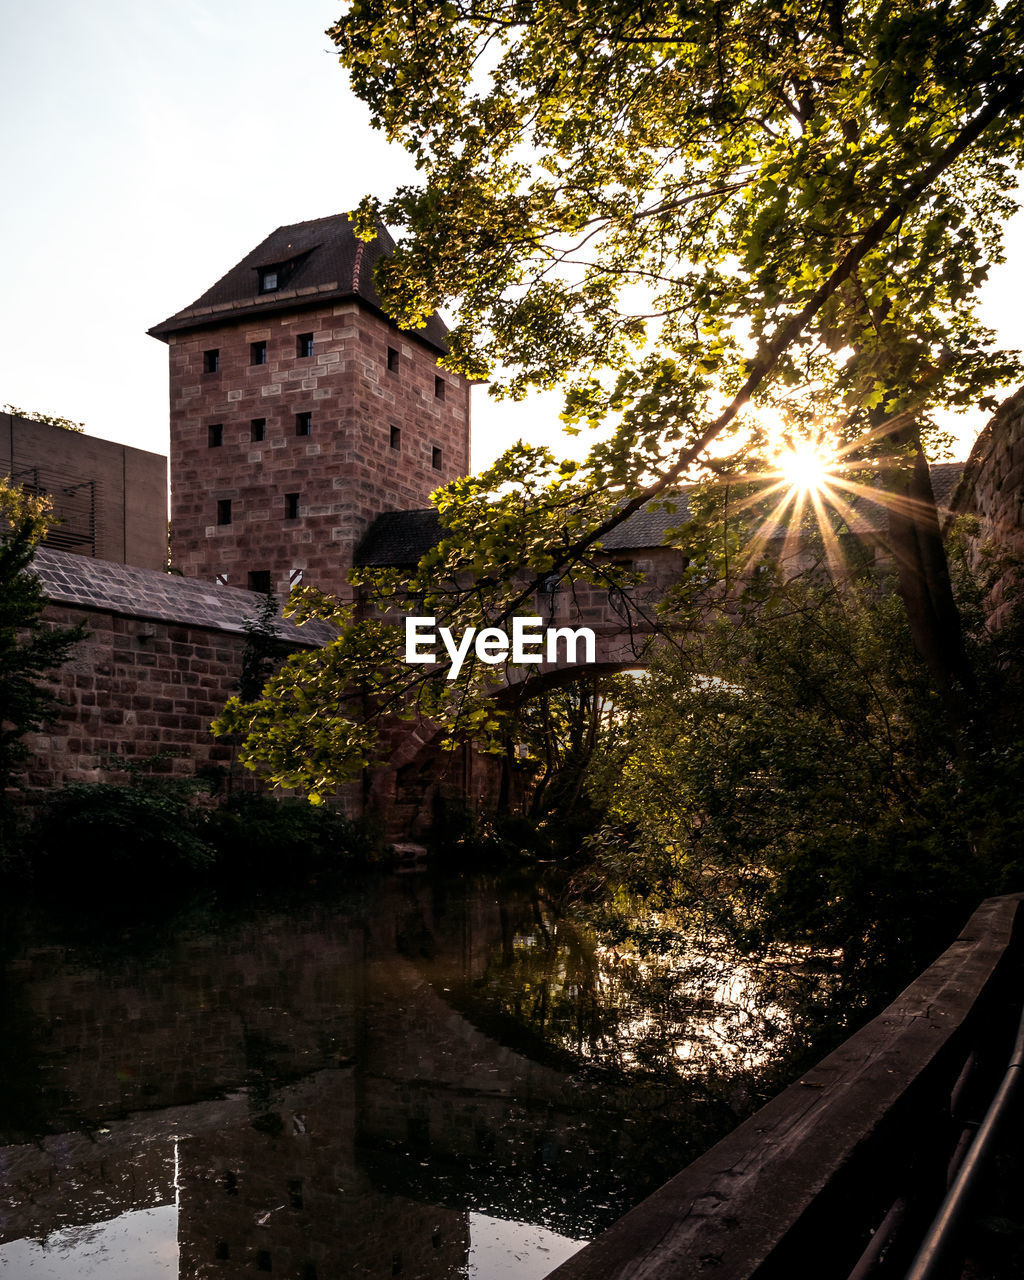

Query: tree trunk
left=880, top=419, right=976, bottom=729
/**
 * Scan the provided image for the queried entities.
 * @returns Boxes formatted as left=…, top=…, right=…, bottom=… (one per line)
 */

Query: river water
left=0, top=871, right=835, bottom=1279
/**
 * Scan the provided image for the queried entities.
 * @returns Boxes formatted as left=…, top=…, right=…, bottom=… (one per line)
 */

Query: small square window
left=259, top=268, right=278, bottom=293
left=208, top=423, right=223, bottom=448
left=203, top=349, right=219, bottom=373
left=297, top=333, right=314, bottom=358
left=295, top=412, right=312, bottom=437
left=387, top=347, right=399, bottom=373
left=250, top=418, right=266, bottom=442
left=250, top=340, right=267, bottom=365
left=432, top=446, right=443, bottom=470
left=390, top=425, right=401, bottom=451
left=248, top=570, right=272, bottom=594
left=434, top=376, right=446, bottom=401
left=284, top=492, right=300, bottom=520
left=217, top=498, right=232, bottom=525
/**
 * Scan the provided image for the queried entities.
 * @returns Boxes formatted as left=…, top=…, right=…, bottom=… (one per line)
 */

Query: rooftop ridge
left=147, top=214, right=447, bottom=352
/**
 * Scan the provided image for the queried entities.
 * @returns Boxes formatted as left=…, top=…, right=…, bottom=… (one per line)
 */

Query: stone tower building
left=148, top=214, right=470, bottom=599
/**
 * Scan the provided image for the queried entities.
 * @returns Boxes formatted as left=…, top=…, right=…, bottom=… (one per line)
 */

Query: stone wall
left=952, top=384, right=1024, bottom=629
left=21, top=547, right=335, bottom=791
left=26, top=602, right=249, bottom=787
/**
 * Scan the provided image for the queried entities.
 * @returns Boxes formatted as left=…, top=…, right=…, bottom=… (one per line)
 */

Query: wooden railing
left=544, top=892, right=1024, bottom=1280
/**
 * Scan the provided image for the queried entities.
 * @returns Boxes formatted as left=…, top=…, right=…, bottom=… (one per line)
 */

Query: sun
left=777, top=439, right=834, bottom=494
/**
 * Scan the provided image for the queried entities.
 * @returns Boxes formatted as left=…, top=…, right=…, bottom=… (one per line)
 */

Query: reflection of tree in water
left=448, top=892, right=842, bottom=1097
left=0, top=873, right=865, bottom=1265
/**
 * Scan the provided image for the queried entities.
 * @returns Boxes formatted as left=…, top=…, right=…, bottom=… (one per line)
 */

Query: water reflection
left=0, top=1204, right=178, bottom=1278
left=0, top=874, right=832, bottom=1278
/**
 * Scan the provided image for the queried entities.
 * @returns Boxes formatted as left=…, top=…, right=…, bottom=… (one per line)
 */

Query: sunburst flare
left=706, top=411, right=924, bottom=580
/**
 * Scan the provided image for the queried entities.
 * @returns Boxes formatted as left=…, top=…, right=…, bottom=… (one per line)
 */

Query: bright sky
left=1, top=1, right=1021, bottom=471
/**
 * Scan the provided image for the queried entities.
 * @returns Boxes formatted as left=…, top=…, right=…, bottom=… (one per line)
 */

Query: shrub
left=30, top=782, right=215, bottom=892
left=202, top=792, right=379, bottom=880
left=23, top=783, right=380, bottom=896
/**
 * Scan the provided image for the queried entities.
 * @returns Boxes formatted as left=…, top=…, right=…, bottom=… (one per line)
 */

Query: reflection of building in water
left=4, top=879, right=774, bottom=1274
left=176, top=1070, right=470, bottom=1279
left=0, top=884, right=617, bottom=1278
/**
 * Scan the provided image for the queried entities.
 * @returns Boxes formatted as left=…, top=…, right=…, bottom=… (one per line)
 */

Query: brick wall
left=23, top=601, right=304, bottom=789
left=167, top=303, right=470, bottom=600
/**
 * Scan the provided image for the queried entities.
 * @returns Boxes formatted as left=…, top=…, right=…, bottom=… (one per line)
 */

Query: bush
left=30, top=782, right=215, bottom=892
left=22, top=783, right=380, bottom=896
left=202, top=792, right=379, bottom=880
left=587, top=566, right=1023, bottom=991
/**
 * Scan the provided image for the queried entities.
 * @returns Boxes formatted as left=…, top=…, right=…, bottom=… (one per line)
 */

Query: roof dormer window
left=255, top=250, right=313, bottom=297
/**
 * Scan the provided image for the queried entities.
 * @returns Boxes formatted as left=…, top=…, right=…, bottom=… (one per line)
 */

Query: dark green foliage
left=29, top=782, right=216, bottom=891
left=0, top=520, right=85, bottom=794
left=202, top=793, right=379, bottom=880
left=20, top=784, right=380, bottom=897
left=589, top=557, right=1024, bottom=991
left=0, top=493, right=85, bottom=862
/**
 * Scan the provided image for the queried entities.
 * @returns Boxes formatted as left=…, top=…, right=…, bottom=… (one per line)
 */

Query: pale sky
left=1, top=1, right=1021, bottom=471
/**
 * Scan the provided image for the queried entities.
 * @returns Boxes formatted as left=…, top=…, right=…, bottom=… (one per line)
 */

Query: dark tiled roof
left=148, top=214, right=450, bottom=353
left=355, top=462, right=965, bottom=568
left=601, top=494, right=693, bottom=549
left=829, top=459, right=964, bottom=534
left=34, top=547, right=335, bottom=646
left=354, top=496, right=697, bottom=568
left=930, top=460, right=964, bottom=509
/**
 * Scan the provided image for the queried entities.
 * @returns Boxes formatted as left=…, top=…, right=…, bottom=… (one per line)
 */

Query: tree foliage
left=334, top=0, right=1023, bottom=421
left=224, top=0, right=1024, bottom=797
left=2, top=404, right=85, bottom=433
left=333, top=0, right=1024, bottom=704
left=0, top=481, right=85, bottom=849
left=586, top=537, right=1024, bottom=983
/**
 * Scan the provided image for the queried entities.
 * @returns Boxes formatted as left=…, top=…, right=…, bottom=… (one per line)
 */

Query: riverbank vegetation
left=579, top=532, right=1024, bottom=995
left=2, top=783, right=382, bottom=897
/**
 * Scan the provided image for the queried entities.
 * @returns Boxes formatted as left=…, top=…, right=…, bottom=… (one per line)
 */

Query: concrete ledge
left=545, top=893, right=1024, bottom=1280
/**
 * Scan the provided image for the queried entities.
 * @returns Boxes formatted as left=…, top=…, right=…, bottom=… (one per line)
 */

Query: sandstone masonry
left=149, top=215, right=470, bottom=600
left=28, top=548, right=334, bottom=788
left=952, top=384, right=1024, bottom=629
